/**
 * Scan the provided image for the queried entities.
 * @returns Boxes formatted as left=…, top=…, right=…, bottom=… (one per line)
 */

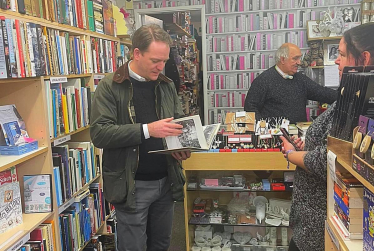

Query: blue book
left=55, top=32, right=64, bottom=74
left=51, top=89, right=57, bottom=138
left=53, top=166, right=63, bottom=206
left=364, top=187, right=374, bottom=251
left=3, top=121, right=22, bottom=146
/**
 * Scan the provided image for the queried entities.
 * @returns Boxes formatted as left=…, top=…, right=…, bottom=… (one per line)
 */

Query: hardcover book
left=149, top=115, right=221, bottom=154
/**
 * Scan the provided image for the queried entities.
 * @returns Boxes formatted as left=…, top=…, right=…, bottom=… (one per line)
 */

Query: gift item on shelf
left=330, top=66, right=374, bottom=141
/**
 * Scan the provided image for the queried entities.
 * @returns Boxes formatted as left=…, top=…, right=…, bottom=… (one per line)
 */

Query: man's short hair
left=275, top=45, right=290, bottom=64
left=131, top=24, right=173, bottom=53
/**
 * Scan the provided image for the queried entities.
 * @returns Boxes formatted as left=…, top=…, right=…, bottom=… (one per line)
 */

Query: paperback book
left=24, top=174, right=52, bottom=213
left=149, top=115, right=221, bottom=154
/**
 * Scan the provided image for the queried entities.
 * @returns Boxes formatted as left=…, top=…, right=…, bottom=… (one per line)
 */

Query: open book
left=148, top=115, right=221, bottom=154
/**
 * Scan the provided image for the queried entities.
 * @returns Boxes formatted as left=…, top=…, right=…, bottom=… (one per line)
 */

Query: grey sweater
left=291, top=102, right=336, bottom=251
left=244, top=66, right=337, bottom=123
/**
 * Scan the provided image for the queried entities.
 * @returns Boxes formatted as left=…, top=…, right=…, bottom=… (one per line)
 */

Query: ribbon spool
left=360, top=135, right=371, bottom=153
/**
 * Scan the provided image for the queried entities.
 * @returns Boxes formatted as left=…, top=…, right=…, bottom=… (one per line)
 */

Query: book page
left=202, top=123, right=221, bottom=148
left=165, top=115, right=208, bottom=150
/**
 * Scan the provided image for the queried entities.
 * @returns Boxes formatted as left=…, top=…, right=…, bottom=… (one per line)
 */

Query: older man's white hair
left=275, top=45, right=290, bottom=64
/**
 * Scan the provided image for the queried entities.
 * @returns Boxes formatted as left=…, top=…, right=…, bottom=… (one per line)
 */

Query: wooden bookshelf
left=43, top=74, right=93, bottom=80
left=325, top=218, right=363, bottom=251
left=0, top=212, right=53, bottom=251
left=50, top=125, right=90, bottom=144
left=0, top=9, right=120, bottom=42
left=0, top=147, right=48, bottom=173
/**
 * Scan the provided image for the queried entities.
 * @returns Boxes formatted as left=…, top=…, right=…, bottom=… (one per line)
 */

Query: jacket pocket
left=102, top=169, right=128, bottom=204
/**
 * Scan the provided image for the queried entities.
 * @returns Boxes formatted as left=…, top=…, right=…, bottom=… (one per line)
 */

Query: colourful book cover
left=0, top=181, right=22, bottom=234
left=24, top=174, right=53, bottom=213
left=364, top=187, right=374, bottom=251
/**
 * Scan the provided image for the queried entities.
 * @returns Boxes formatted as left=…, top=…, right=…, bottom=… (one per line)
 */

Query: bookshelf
left=0, top=2, right=124, bottom=250
left=204, top=1, right=361, bottom=125
left=325, top=136, right=363, bottom=251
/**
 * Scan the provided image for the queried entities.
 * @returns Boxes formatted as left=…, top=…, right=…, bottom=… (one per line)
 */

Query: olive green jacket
left=90, top=62, right=185, bottom=212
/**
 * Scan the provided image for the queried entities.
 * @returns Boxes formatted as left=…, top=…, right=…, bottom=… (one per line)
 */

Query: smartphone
left=280, top=128, right=301, bottom=151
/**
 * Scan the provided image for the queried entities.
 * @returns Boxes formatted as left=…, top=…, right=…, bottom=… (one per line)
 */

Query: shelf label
left=53, top=135, right=71, bottom=146
left=326, top=221, right=340, bottom=250
left=94, top=74, right=105, bottom=80
left=58, top=197, right=75, bottom=214
left=327, top=150, right=337, bottom=182
left=2, top=232, right=29, bottom=251
left=50, top=77, right=68, bottom=83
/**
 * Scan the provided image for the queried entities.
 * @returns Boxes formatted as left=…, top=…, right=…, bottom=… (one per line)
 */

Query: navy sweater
left=244, top=66, right=337, bottom=123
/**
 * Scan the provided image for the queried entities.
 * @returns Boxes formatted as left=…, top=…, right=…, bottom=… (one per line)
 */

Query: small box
left=195, top=227, right=213, bottom=240
left=0, top=140, right=38, bottom=155
left=271, top=183, right=285, bottom=191
left=262, top=179, right=270, bottom=191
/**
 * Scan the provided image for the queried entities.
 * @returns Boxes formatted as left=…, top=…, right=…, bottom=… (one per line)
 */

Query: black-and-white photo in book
left=149, top=115, right=221, bottom=154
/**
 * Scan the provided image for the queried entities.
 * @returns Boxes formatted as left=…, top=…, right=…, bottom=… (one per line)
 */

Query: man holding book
left=244, top=43, right=337, bottom=123
left=90, top=24, right=190, bottom=251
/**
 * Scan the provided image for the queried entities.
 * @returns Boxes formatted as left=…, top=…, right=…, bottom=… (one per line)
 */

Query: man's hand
left=172, top=151, right=191, bottom=161
left=148, top=117, right=183, bottom=138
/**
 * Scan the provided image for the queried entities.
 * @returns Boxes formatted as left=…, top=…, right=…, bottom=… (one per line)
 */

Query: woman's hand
left=280, top=136, right=296, bottom=158
left=294, top=137, right=305, bottom=151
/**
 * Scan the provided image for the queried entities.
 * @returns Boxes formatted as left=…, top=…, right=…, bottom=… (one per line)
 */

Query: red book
left=15, top=20, right=25, bottom=78
left=75, top=0, right=83, bottom=29
left=111, top=41, right=116, bottom=71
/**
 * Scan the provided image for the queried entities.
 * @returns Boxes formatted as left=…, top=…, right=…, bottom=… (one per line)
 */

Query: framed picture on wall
left=323, top=41, right=339, bottom=65
left=307, top=20, right=324, bottom=40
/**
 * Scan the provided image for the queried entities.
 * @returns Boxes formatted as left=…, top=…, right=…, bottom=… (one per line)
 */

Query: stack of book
left=332, top=171, right=363, bottom=239
left=52, top=142, right=98, bottom=206
left=45, top=79, right=92, bottom=139
left=59, top=185, right=104, bottom=250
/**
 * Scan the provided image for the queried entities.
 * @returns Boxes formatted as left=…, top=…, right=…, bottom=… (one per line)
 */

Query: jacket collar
left=113, top=61, right=173, bottom=84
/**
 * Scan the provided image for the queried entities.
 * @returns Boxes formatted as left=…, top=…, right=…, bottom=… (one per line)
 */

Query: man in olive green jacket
left=90, top=24, right=191, bottom=251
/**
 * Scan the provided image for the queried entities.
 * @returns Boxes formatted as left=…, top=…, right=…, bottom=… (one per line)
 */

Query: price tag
left=236, top=111, right=246, bottom=117
left=50, top=77, right=68, bottom=83
left=326, top=220, right=340, bottom=250
left=327, top=150, right=337, bottom=182
left=53, top=135, right=71, bottom=146
left=94, top=74, right=105, bottom=80
left=58, top=197, right=74, bottom=214
left=0, top=231, right=28, bottom=251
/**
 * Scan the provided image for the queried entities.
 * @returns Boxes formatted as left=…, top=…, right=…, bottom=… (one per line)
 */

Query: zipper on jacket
left=127, top=81, right=139, bottom=187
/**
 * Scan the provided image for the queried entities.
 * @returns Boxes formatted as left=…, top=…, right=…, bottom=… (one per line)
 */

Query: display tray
left=187, top=187, right=292, bottom=192
left=188, top=218, right=290, bottom=228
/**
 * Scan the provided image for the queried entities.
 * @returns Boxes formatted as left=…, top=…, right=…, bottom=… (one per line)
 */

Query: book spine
left=0, top=17, right=7, bottom=78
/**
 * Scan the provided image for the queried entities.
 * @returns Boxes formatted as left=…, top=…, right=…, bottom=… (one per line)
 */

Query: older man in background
left=244, top=43, right=337, bottom=123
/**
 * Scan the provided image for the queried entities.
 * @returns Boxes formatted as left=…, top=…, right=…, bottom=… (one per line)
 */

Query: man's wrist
left=143, top=124, right=150, bottom=139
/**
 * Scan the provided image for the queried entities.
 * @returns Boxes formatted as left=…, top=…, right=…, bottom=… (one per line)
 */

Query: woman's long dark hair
left=343, top=22, right=374, bottom=65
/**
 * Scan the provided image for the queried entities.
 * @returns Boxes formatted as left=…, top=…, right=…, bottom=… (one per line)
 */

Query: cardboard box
left=225, top=112, right=255, bottom=133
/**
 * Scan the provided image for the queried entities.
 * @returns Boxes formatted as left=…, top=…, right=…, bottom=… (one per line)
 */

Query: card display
left=331, top=66, right=374, bottom=141
left=24, top=174, right=52, bottom=213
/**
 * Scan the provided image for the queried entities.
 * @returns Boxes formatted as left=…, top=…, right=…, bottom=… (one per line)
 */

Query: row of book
left=206, top=32, right=307, bottom=54
left=0, top=18, right=119, bottom=79
left=208, top=72, right=257, bottom=90
left=1, top=0, right=115, bottom=36
left=207, top=52, right=278, bottom=72
left=206, top=10, right=321, bottom=34
left=208, top=92, right=247, bottom=108
left=59, top=184, right=104, bottom=251
left=331, top=171, right=364, bottom=240
left=204, top=0, right=361, bottom=13
left=52, top=142, right=98, bottom=206
left=133, top=0, right=360, bottom=10
left=14, top=221, right=56, bottom=251
left=45, top=79, right=91, bottom=139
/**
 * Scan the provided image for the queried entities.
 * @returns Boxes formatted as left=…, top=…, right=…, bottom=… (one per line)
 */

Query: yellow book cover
left=44, top=220, right=56, bottom=251
left=62, top=94, right=70, bottom=133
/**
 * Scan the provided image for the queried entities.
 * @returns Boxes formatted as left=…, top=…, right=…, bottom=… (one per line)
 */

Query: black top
left=131, top=77, right=168, bottom=181
left=244, top=66, right=337, bottom=123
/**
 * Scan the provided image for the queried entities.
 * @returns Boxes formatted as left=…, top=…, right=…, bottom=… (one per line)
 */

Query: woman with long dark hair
left=281, top=22, right=374, bottom=251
